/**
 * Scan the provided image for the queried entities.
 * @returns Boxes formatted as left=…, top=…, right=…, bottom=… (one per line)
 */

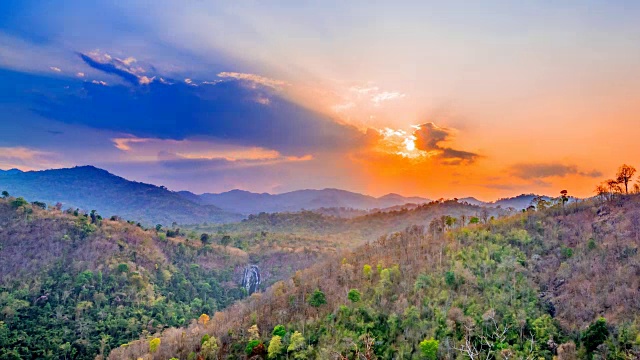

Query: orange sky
left=1, top=1, right=640, bottom=200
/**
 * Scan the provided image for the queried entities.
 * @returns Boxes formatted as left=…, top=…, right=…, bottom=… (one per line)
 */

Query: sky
left=0, top=1, right=639, bottom=200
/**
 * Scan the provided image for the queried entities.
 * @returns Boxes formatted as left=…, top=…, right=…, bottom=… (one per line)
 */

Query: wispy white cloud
left=255, top=95, right=271, bottom=105
left=110, top=136, right=312, bottom=166
left=0, top=146, right=61, bottom=170
left=49, top=66, right=61, bottom=72
left=217, top=71, right=286, bottom=89
left=371, top=91, right=405, bottom=105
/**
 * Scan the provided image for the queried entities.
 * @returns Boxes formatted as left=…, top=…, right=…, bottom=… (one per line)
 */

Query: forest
left=108, top=165, right=640, bottom=360
left=1, top=165, right=640, bottom=359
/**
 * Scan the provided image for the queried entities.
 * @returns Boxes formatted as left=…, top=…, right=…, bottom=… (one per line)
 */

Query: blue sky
left=0, top=1, right=638, bottom=198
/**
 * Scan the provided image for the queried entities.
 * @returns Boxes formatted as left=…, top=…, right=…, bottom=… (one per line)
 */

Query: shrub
left=347, top=289, right=361, bottom=303
left=10, top=197, right=28, bottom=209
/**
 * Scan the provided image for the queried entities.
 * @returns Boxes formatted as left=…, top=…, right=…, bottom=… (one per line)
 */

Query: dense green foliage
left=0, top=198, right=249, bottom=359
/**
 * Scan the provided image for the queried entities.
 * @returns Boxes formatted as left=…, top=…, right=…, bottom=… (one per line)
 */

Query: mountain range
left=0, top=166, right=549, bottom=226
left=0, top=166, right=243, bottom=225
left=178, top=189, right=430, bottom=215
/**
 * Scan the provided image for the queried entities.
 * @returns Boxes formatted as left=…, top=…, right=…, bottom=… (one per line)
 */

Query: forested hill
left=113, top=194, right=640, bottom=360
left=198, top=199, right=505, bottom=244
left=0, top=196, right=252, bottom=359
left=0, top=166, right=243, bottom=225
left=0, top=194, right=342, bottom=359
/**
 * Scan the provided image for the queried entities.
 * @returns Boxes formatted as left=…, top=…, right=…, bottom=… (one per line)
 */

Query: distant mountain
left=0, top=166, right=243, bottom=225
left=180, top=188, right=431, bottom=215
left=459, top=196, right=486, bottom=206
left=0, top=168, right=23, bottom=175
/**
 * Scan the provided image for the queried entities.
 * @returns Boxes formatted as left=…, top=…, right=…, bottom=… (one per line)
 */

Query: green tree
left=582, top=317, right=609, bottom=353
left=469, top=217, right=480, bottom=224
left=419, top=338, right=439, bottom=360
left=1, top=190, right=9, bottom=198
left=272, top=324, right=286, bottom=337
left=308, top=289, right=326, bottom=307
left=268, top=335, right=283, bottom=359
left=347, top=289, right=361, bottom=303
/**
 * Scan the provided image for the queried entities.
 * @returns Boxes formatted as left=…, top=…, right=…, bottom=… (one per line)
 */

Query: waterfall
left=242, top=265, right=261, bottom=295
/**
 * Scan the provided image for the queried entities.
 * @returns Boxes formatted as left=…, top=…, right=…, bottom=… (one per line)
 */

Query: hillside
left=0, top=196, right=331, bottom=359
left=112, top=194, right=640, bottom=360
left=0, top=166, right=243, bottom=225
left=186, top=199, right=506, bottom=247
left=179, top=189, right=430, bottom=215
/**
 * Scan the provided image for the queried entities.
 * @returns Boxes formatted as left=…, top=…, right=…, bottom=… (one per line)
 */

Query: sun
left=404, top=137, right=416, bottom=152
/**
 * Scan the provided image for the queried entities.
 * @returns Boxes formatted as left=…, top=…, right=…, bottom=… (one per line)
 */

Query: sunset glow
left=1, top=1, right=639, bottom=199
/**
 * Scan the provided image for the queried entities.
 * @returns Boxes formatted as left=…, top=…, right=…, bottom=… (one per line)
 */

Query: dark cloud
left=509, top=163, right=602, bottom=179
left=1, top=63, right=365, bottom=156
left=413, top=122, right=479, bottom=164
left=79, top=53, right=142, bottom=85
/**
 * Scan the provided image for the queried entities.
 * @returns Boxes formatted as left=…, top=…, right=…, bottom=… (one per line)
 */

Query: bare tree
left=616, top=164, right=636, bottom=194
left=453, top=314, right=536, bottom=360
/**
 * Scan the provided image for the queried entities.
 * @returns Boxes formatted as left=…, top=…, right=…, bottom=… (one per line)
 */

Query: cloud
left=49, top=66, right=61, bottom=72
left=509, top=163, right=603, bottom=179
left=371, top=91, right=405, bottom=105
left=110, top=136, right=315, bottom=166
left=112, top=137, right=151, bottom=151
left=15, top=64, right=365, bottom=155
left=0, top=146, right=60, bottom=170
left=79, top=51, right=154, bottom=85
left=217, top=72, right=286, bottom=89
left=412, top=122, right=480, bottom=164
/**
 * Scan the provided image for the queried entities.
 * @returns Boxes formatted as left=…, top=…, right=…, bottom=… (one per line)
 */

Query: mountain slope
left=0, top=166, right=243, bottom=225
left=0, top=194, right=335, bottom=359
left=0, top=197, right=250, bottom=359
left=182, top=188, right=430, bottom=215
left=112, top=195, right=640, bottom=360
